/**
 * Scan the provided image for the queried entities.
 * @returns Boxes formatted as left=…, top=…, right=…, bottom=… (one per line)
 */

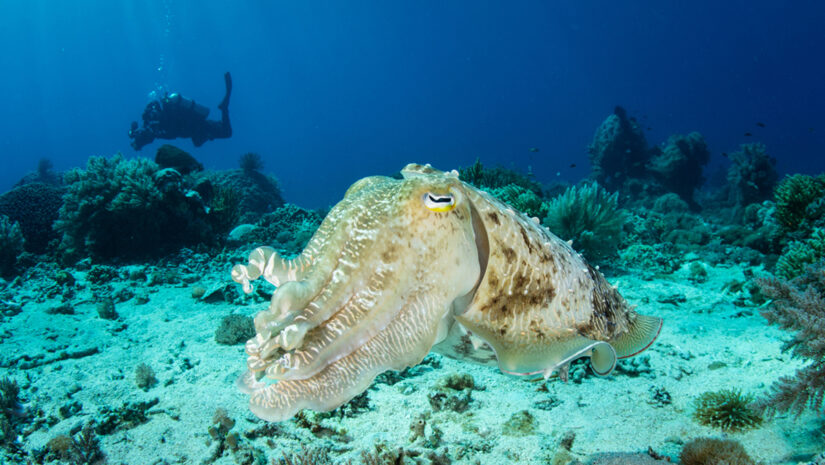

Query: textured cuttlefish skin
left=231, top=163, right=662, bottom=422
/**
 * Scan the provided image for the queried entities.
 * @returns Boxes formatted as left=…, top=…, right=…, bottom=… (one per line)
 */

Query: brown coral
left=757, top=261, right=825, bottom=415
left=680, top=437, right=754, bottom=465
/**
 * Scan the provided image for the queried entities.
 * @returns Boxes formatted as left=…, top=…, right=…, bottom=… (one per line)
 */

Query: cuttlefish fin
left=610, top=314, right=663, bottom=359
left=493, top=334, right=618, bottom=379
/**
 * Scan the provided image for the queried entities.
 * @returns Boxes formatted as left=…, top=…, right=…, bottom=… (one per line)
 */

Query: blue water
left=1, top=1, right=824, bottom=208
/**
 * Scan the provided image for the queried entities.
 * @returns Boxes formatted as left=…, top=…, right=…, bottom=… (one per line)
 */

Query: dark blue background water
left=1, top=1, right=824, bottom=208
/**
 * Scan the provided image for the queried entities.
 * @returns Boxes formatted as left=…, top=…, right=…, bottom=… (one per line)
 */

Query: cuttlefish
left=231, top=163, right=662, bottom=422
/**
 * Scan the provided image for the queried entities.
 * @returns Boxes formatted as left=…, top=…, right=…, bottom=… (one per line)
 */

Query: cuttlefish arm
left=231, top=164, right=662, bottom=422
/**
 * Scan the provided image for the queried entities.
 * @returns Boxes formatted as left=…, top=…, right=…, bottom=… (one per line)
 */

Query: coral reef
left=95, top=398, right=159, bottom=435
left=246, top=204, right=325, bottom=256
left=13, top=158, right=63, bottom=188
left=209, top=185, right=243, bottom=235
left=726, top=143, right=778, bottom=209
left=95, top=297, right=118, bottom=320
left=646, top=132, right=710, bottom=208
left=717, top=201, right=784, bottom=255
left=214, top=313, right=255, bottom=345
left=54, top=154, right=216, bottom=261
left=501, top=410, right=536, bottom=436
left=692, top=389, right=762, bottom=432
left=680, top=437, right=754, bottom=465
left=757, top=261, right=825, bottom=416
left=588, top=107, right=710, bottom=208
left=687, top=262, right=708, bottom=283
left=773, top=173, right=825, bottom=233
left=543, top=182, right=627, bottom=260
left=0, top=377, right=24, bottom=453
left=205, top=408, right=250, bottom=462
left=68, top=422, right=106, bottom=464
left=485, top=184, right=548, bottom=219
left=588, top=106, right=649, bottom=193
left=275, top=445, right=334, bottom=465
left=775, top=228, right=825, bottom=280
left=0, top=182, right=64, bottom=253
left=588, top=452, right=671, bottom=465
left=154, top=144, right=203, bottom=174
left=358, top=442, right=450, bottom=465
left=617, top=244, right=679, bottom=276
left=134, top=362, right=157, bottom=390
left=426, top=372, right=478, bottom=414
left=239, top=152, right=265, bottom=173
left=0, top=215, right=24, bottom=278
left=200, top=168, right=284, bottom=225
left=458, top=158, right=543, bottom=194
left=41, top=423, right=105, bottom=464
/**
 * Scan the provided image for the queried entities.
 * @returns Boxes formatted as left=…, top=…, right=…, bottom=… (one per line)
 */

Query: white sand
left=1, top=260, right=818, bottom=464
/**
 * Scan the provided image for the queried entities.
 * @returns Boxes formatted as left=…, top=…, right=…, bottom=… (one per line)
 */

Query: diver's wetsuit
left=129, top=72, right=233, bottom=150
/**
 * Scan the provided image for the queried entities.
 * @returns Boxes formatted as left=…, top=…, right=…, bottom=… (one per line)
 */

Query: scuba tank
left=163, top=93, right=210, bottom=119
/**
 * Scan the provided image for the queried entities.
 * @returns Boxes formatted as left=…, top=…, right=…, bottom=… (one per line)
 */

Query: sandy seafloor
left=1, top=252, right=820, bottom=464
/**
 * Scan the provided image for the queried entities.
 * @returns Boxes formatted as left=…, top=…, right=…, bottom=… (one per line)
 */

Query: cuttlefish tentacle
left=231, top=247, right=313, bottom=292
left=267, top=263, right=413, bottom=381
left=235, top=184, right=399, bottom=363
left=242, top=293, right=454, bottom=422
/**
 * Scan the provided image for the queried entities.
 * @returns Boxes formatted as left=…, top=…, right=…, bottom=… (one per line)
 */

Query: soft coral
left=757, top=260, right=825, bottom=415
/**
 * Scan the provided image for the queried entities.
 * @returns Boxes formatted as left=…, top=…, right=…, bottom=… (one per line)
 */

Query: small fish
left=810, top=127, right=815, bottom=133
left=646, top=127, right=652, bottom=131
left=569, top=163, right=577, bottom=168
left=744, top=132, right=752, bottom=137
left=721, top=152, right=728, bottom=158
left=529, top=147, right=540, bottom=152
left=756, top=122, right=766, bottom=128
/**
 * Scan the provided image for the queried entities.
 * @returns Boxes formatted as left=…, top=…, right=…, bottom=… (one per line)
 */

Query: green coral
left=214, top=314, right=255, bottom=345
left=773, top=174, right=825, bottom=232
left=726, top=143, right=778, bottom=208
left=0, top=182, right=64, bottom=253
left=459, top=158, right=543, bottom=194
left=680, top=437, right=755, bottom=465
left=54, top=154, right=214, bottom=261
left=502, top=410, right=536, bottom=436
left=0, top=215, right=24, bottom=278
left=757, top=262, right=825, bottom=416
left=618, top=244, right=679, bottom=275
left=485, top=184, right=548, bottom=219
left=543, top=182, right=627, bottom=261
left=693, top=389, right=762, bottom=432
left=248, top=204, right=325, bottom=258
left=209, top=186, right=243, bottom=234
left=776, top=228, right=825, bottom=280
left=0, top=377, right=23, bottom=451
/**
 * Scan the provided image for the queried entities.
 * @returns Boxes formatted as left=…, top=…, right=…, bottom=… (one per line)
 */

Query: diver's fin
left=218, top=72, right=232, bottom=111
left=611, top=314, right=662, bottom=359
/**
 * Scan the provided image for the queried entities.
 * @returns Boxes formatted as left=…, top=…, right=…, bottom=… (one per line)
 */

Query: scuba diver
left=129, top=72, right=233, bottom=150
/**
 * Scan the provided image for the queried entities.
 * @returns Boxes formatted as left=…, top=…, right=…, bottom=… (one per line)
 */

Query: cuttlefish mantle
left=231, top=163, right=662, bottom=421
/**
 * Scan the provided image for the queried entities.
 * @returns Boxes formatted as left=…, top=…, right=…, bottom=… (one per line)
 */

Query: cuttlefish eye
left=422, top=192, right=456, bottom=212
